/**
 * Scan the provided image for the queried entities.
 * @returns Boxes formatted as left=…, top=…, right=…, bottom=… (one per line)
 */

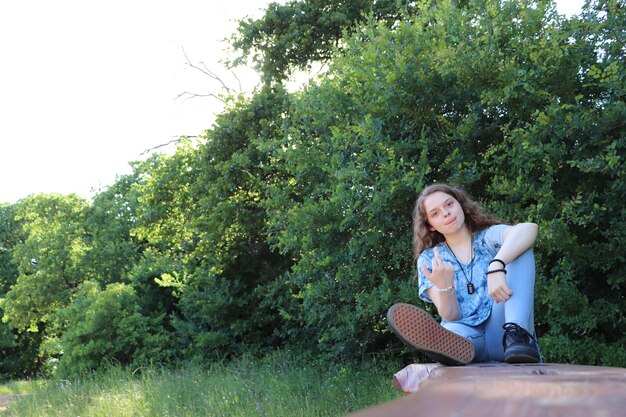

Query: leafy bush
left=53, top=282, right=150, bottom=377
left=254, top=0, right=625, bottom=363
left=0, top=0, right=623, bottom=376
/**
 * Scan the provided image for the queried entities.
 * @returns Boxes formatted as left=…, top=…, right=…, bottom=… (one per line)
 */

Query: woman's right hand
left=421, top=246, right=455, bottom=290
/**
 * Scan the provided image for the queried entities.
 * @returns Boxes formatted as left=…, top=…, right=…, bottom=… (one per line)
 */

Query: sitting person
left=388, top=183, right=541, bottom=364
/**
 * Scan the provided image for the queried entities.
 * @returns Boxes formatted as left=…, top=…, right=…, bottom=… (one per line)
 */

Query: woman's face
left=422, top=191, right=466, bottom=236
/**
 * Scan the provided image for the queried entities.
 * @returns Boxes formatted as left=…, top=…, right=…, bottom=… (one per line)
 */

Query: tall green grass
left=0, top=380, right=42, bottom=395
left=3, top=352, right=404, bottom=416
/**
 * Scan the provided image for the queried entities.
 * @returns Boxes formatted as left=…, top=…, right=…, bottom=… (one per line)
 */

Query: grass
left=0, top=380, right=42, bottom=396
left=2, top=352, right=404, bottom=416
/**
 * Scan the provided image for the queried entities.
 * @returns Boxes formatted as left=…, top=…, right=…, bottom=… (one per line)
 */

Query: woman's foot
left=387, top=303, right=475, bottom=365
left=502, top=323, right=541, bottom=363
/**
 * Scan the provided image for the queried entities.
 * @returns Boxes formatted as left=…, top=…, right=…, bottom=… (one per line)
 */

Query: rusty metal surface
left=349, top=363, right=626, bottom=417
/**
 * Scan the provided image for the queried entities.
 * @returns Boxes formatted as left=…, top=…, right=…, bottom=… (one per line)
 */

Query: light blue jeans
left=442, top=249, right=540, bottom=362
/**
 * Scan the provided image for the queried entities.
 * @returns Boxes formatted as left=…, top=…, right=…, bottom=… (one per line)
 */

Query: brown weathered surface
left=349, top=363, right=626, bottom=417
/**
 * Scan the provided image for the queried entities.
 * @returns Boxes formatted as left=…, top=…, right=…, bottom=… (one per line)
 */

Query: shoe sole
left=504, top=346, right=541, bottom=364
left=387, top=303, right=474, bottom=366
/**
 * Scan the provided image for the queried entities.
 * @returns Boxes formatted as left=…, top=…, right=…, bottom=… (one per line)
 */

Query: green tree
left=53, top=281, right=151, bottom=377
left=230, top=0, right=417, bottom=81
left=129, top=146, right=204, bottom=357
left=1, top=0, right=622, bottom=374
left=0, top=204, right=22, bottom=295
left=81, top=172, right=144, bottom=286
left=255, top=0, right=625, bottom=364
left=2, top=194, right=89, bottom=333
left=0, top=195, right=91, bottom=375
left=481, top=0, right=625, bottom=365
left=0, top=203, right=42, bottom=378
left=135, top=89, right=294, bottom=359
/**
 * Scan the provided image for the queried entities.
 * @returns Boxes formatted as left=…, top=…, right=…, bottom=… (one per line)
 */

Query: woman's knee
left=507, top=249, right=535, bottom=271
left=443, top=322, right=480, bottom=338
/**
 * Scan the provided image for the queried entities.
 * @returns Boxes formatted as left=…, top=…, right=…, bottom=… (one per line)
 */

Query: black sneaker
left=387, top=303, right=475, bottom=366
left=502, top=322, right=540, bottom=363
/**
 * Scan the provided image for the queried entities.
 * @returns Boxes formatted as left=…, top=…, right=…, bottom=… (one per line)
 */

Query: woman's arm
left=488, top=222, right=538, bottom=303
left=422, top=246, right=461, bottom=321
left=493, top=222, right=538, bottom=265
left=427, top=285, right=461, bottom=322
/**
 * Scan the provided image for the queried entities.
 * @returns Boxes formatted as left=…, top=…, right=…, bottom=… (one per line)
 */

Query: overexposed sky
left=0, top=0, right=583, bottom=204
left=0, top=0, right=271, bottom=204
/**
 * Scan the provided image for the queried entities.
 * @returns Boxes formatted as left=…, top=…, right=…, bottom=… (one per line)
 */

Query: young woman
left=387, top=183, right=541, bottom=364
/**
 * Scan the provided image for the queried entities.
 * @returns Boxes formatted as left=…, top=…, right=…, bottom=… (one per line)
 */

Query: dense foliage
left=0, top=0, right=624, bottom=378
left=230, top=0, right=420, bottom=81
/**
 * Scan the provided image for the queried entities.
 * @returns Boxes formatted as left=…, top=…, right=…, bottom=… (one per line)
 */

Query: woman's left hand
left=488, top=271, right=512, bottom=303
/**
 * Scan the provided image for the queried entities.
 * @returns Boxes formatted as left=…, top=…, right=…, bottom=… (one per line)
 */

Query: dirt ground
left=0, top=395, right=26, bottom=412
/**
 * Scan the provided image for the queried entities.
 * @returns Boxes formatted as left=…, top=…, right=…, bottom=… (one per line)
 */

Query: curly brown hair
left=412, top=183, right=502, bottom=259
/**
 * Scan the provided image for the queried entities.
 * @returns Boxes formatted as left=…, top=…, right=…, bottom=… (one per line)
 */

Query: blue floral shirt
left=417, top=224, right=507, bottom=326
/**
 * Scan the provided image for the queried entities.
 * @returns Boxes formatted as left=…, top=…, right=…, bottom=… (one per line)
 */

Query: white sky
left=0, top=0, right=583, bottom=204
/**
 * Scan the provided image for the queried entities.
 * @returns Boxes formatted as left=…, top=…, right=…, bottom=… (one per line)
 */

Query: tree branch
left=177, top=47, right=242, bottom=103
left=175, top=91, right=226, bottom=104
left=141, top=136, right=198, bottom=156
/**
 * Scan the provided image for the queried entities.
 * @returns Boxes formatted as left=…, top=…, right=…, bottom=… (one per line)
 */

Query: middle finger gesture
left=421, top=246, right=455, bottom=289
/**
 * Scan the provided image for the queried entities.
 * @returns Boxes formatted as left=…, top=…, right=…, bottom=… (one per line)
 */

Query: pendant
left=467, top=283, right=475, bottom=294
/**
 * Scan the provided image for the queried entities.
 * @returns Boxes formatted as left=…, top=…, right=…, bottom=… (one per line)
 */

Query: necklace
left=444, top=237, right=475, bottom=295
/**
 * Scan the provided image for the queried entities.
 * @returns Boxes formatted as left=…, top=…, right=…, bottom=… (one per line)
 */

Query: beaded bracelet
left=489, top=259, right=506, bottom=268
left=435, top=283, right=455, bottom=294
left=486, top=268, right=507, bottom=275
